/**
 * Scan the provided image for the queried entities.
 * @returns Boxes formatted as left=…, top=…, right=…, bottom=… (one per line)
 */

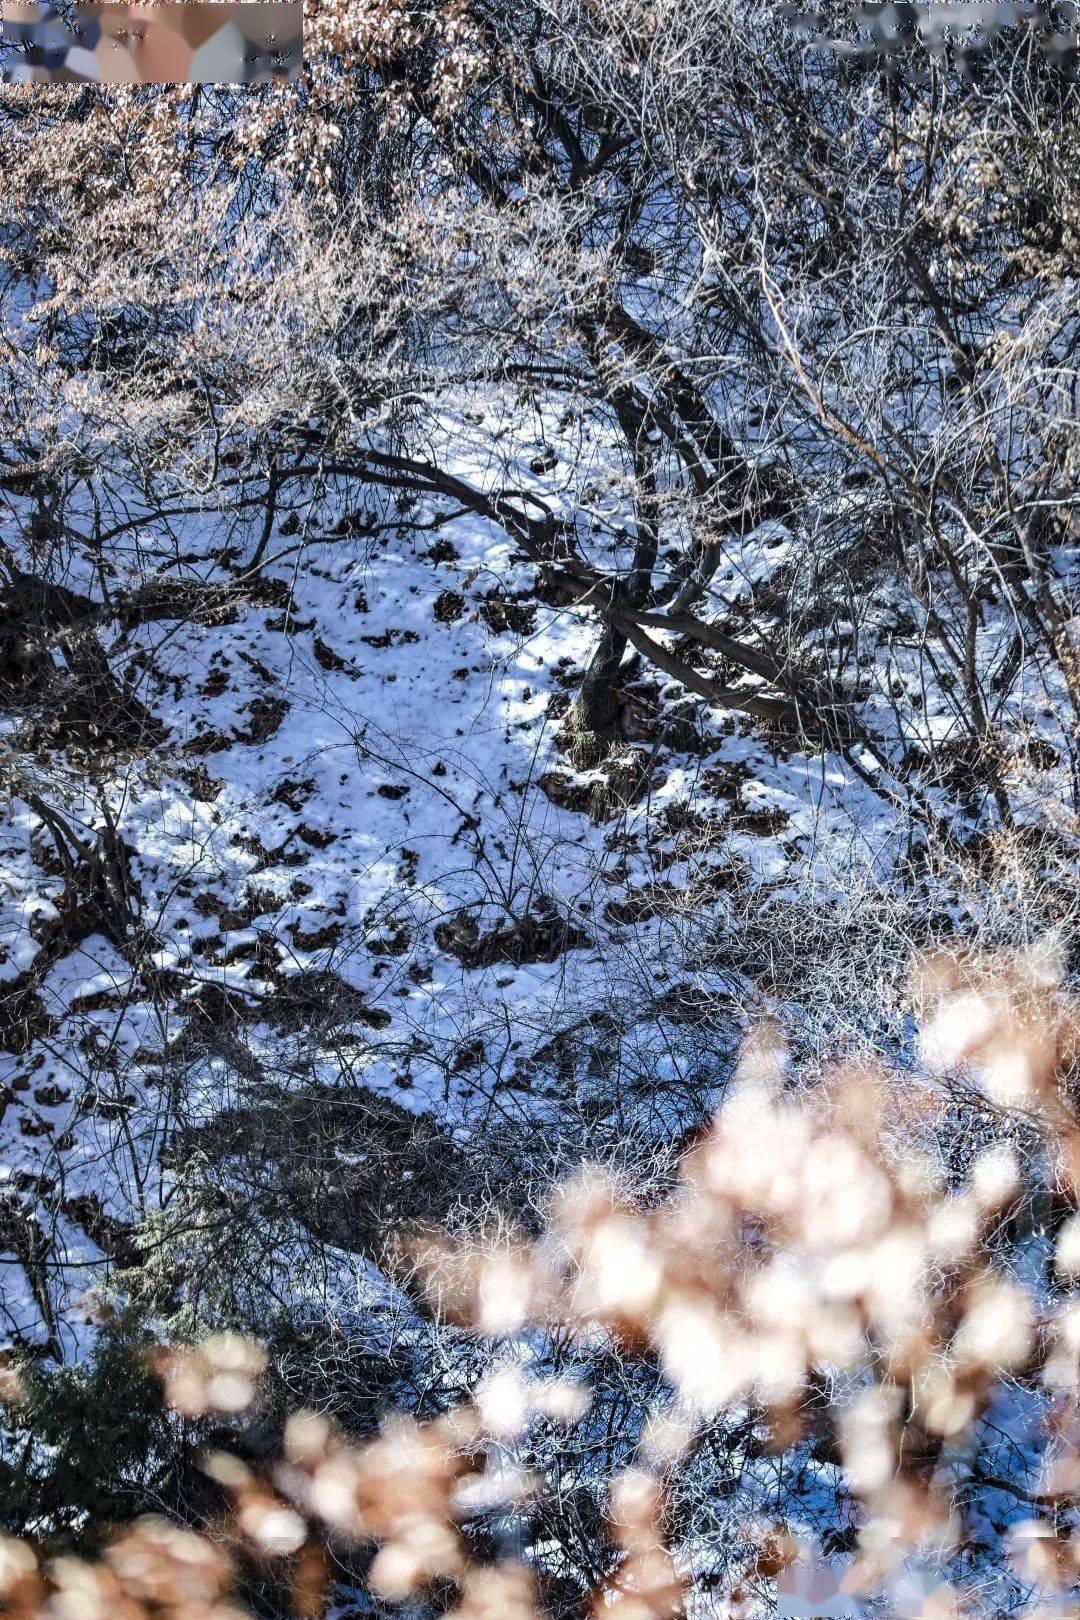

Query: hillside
left=1, top=8, right=1080, bottom=1614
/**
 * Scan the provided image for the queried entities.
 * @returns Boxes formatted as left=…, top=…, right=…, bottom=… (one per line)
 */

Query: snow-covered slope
left=0, top=471, right=918, bottom=1353
left=1, top=404, right=1076, bottom=1358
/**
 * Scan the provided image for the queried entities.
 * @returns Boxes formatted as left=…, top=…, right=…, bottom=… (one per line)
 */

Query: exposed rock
left=537, top=770, right=593, bottom=813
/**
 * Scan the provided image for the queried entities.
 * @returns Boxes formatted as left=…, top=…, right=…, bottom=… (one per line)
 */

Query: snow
left=0, top=460, right=901, bottom=1347
left=0, top=405, right=1074, bottom=1602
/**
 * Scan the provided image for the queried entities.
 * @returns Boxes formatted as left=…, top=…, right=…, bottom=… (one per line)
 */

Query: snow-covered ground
left=0, top=403, right=1075, bottom=1366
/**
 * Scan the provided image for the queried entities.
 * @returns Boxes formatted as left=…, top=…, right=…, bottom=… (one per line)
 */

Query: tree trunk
left=568, top=622, right=628, bottom=767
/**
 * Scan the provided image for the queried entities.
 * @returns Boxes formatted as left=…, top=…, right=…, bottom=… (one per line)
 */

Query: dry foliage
left=2, top=945, right=1080, bottom=1616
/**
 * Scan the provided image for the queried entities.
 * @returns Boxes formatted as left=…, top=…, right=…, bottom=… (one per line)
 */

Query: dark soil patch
left=433, top=590, right=465, bottom=624
left=434, top=906, right=591, bottom=969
